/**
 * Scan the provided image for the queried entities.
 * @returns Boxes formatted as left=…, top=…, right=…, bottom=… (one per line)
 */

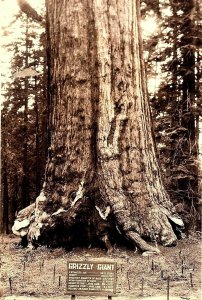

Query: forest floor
left=0, top=234, right=201, bottom=300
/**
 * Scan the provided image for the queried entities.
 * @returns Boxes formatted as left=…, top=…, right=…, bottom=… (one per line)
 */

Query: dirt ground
left=0, top=234, right=201, bottom=300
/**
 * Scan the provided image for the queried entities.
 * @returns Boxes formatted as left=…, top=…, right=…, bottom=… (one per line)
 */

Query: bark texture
left=13, top=0, right=183, bottom=253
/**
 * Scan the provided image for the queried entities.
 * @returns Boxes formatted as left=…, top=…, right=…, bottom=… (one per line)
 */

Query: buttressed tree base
left=13, top=0, right=184, bottom=254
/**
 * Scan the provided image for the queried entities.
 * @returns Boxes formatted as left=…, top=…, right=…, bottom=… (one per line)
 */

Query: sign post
left=66, top=261, right=117, bottom=298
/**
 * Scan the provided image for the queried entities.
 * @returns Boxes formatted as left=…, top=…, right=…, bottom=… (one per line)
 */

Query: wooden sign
left=66, top=261, right=117, bottom=296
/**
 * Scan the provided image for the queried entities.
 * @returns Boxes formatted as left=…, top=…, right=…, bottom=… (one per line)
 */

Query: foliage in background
left=141, top=0, right=202, bottom=232
left=1, top=12, right=47, bottom=233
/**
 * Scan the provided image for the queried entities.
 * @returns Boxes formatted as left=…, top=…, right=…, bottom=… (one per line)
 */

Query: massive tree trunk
left=13, top=0, right=183, bottom=253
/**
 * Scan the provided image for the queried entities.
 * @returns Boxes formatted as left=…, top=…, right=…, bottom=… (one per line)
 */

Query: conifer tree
left=144, top=0, right=202, bottom=231
left=1, top=11, right=47, bottom=232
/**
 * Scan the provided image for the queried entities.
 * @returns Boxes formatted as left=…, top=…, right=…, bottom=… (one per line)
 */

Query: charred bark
left=13, top=0, right=183, bottom=253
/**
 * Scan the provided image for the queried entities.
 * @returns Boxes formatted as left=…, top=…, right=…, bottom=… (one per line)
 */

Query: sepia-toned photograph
left=0, top=0, right=201, bottom=299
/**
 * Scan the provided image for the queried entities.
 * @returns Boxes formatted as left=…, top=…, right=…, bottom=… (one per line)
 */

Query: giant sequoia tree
left=13, top=0, right=183, bottom=253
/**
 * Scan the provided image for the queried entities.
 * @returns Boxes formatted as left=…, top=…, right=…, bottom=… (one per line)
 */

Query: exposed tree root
left=126, top=231, right=160, bottom=254
left=12, top=194, right=183, bottom=254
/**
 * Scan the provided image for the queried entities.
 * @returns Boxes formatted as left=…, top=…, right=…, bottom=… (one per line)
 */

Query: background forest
left=1, top=0, right=202, bottom=236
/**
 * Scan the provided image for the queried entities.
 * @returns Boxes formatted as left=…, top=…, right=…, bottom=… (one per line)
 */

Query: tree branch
left=17, top=0, right=43, bottom=23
